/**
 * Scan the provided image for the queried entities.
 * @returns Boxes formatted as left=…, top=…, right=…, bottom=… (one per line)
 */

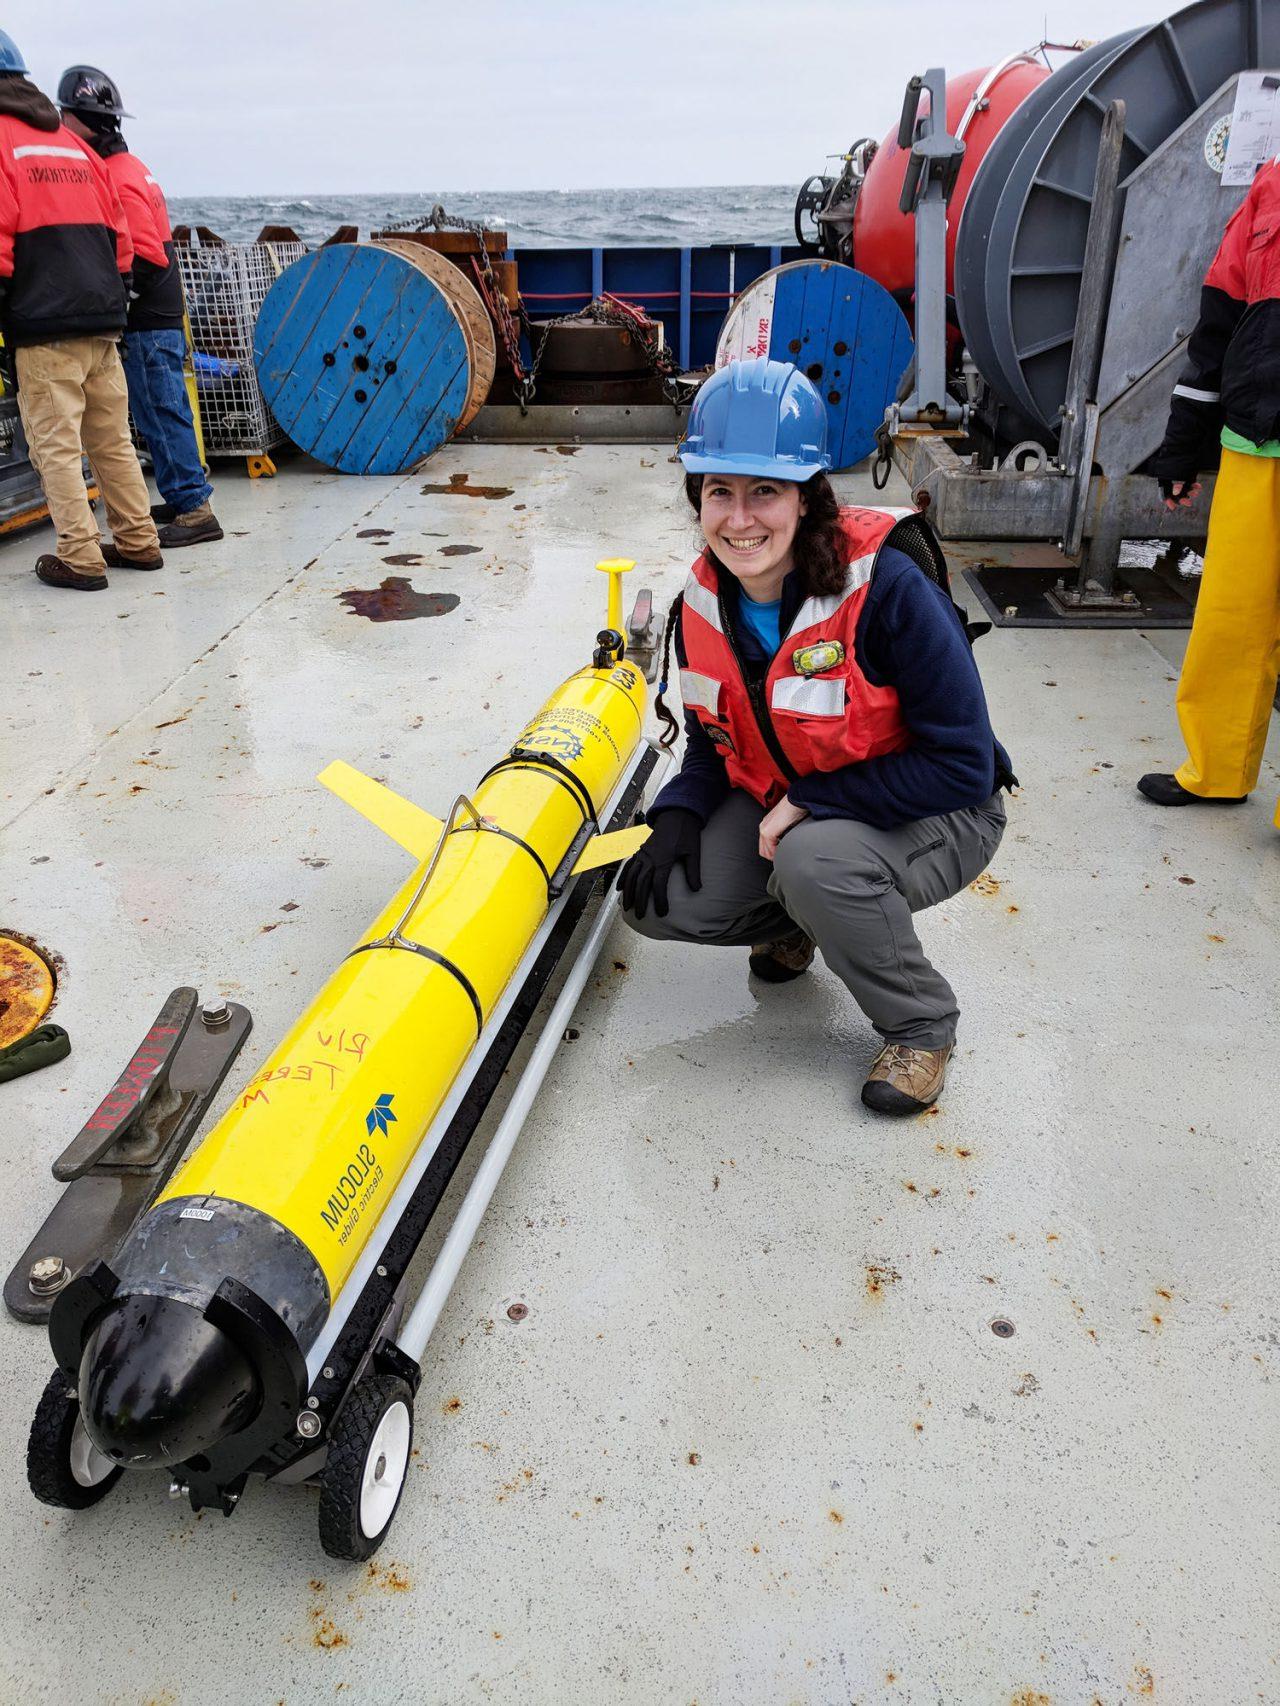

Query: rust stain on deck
left=367, top=1561, right=411, bottom=1592
left=336, top=577, right=460, bottom=622
left=866, top=1264, right=901, bottom=1299
left=420, top=472, right=513, bottom=500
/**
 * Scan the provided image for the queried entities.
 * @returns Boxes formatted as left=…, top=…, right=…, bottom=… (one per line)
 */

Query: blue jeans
left=121, top=327, right=212, bottom=513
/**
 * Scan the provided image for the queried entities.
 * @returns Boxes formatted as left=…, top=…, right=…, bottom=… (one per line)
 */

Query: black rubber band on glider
left=345, top=940, right=484, bottom=1038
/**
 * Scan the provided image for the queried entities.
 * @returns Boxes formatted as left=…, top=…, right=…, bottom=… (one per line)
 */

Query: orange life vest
left=678, top=507, right=914, bottom=807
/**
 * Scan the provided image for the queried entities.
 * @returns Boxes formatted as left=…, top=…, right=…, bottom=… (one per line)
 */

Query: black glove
left=1157, top=474, right=1199, bottom=504
left=619, top=808, right=702, bottom=920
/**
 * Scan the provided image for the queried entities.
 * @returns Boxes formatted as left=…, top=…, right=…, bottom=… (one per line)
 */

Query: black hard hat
left=57, top=64, right=132, bottom=119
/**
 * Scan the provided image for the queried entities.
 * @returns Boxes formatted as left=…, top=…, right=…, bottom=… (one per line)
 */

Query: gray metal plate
left=4, top=1000, right=251, bottom=1324
left=456, top=403, right=688, bottom=443
left=1097, top=77, right=1249, bottom=421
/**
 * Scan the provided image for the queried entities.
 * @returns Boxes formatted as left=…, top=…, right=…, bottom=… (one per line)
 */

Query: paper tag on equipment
left=1221, top=73, right=1280, bottom=186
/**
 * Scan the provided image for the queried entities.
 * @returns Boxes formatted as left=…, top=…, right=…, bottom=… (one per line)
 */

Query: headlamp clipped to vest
left=792, top=639, right=846, bottom=677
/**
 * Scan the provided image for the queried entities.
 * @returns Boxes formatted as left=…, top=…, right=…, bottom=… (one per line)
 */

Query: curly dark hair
left=683, top=470, right=847, bottom=596
left=651, top=472, right=848, bottom=746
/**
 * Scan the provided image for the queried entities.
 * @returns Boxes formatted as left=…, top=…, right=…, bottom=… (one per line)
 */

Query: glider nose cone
left=80, top=1293, right=260, bottom=1467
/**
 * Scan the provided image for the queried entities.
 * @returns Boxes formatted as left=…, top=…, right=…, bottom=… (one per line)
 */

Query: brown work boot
left=748, top=927, right=816, bottom=983
left=102, top=542, right=164, bottom=571
left=861, top=1041, right=952, bottom=1116
left=35, top=554, right=107, bottom=591
left=156, top=502, right=223, bottom=547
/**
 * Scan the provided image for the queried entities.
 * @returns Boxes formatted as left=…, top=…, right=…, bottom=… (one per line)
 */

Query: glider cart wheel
left=318, top=1373, right=414, bottom=1561
left=27, top=1370, right=123, bottom=1510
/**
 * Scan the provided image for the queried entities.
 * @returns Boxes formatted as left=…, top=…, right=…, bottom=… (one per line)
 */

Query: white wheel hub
left=359, top=1400, right=410, bottom=1537
left=69, top=1413, right=116, bottom=1489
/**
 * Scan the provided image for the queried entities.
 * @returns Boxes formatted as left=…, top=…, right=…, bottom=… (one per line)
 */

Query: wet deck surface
left=2, top=447, right=1278, bottom=1705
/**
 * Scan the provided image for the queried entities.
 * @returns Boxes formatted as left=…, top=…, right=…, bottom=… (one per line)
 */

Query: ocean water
left=166, top=185, right=798, bottom=249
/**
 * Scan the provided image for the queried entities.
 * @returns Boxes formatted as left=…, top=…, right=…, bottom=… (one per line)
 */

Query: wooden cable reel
left=253, top=241, right=496, bottom=475
left=371, top=238, right=495, bottom=430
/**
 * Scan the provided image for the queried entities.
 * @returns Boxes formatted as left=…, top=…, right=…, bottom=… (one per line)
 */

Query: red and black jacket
left=96, top=137, right=184, bottom=332
left=1151, top=158, right=1280, bottom=478
left=0, top=77, right=131, bottom=347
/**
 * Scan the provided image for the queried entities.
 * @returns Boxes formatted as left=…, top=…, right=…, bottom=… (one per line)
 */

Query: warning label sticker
left=716, top=272, right=778, bottom=367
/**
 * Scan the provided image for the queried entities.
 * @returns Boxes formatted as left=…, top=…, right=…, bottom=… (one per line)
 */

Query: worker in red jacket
left=1143, top=157, right=1280, bottom=828
left=0, top=31, right=160, bottom=589
left=58, top=65, right=221, bottom=548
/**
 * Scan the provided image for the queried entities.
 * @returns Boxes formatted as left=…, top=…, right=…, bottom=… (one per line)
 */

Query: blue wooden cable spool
left=715, top=260, right=913, bottom=470
left=253, top=244, right=476, bottom=475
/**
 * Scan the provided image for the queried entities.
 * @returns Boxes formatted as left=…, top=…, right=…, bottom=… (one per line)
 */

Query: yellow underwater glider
left=22, top=560, right=665, bottom=1560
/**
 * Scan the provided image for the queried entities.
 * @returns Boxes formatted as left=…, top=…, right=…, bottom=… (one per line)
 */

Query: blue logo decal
left=366, top=1093, right=397, bottom=1137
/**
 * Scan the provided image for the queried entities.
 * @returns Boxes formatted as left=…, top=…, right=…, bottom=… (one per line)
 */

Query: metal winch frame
left=886, top=55, right=1265, bottom=611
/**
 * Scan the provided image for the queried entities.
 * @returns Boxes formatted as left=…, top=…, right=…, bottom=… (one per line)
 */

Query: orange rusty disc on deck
left=0, top=935, right=55, bottom=1048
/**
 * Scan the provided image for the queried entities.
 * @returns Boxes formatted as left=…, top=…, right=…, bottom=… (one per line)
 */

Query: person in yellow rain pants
left=1141, top=159, right=1280, bottom=828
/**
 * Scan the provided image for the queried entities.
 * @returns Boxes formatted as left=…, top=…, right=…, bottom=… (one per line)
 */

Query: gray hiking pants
left=621, top=789, right=1006, bottom=1048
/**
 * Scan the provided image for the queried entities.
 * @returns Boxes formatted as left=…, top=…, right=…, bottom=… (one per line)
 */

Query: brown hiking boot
left=861, top=1042, right=952, bottom=1116
left=35, top=554, right=107, bottom=591
left=748, top=927, right=816, bottom=983
left=102, top=542, right=164, bottom=571
left=156, top=502, right=223, bottom=547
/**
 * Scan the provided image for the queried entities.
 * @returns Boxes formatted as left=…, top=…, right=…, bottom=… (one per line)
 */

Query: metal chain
left=516, top=292, right=689, bottom=409
left=380, top=204, right=529, bottom=397
left=380, top=204, right=692, bottom=411
left=871, top=418, right=895, bottom=490
left=380, top=202, right=489, bottom=238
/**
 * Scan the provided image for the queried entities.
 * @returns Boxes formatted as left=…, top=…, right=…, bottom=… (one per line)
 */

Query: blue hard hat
left=0, top=30, right=27, bottom=74
left=679, top=356, right=831, bottom=482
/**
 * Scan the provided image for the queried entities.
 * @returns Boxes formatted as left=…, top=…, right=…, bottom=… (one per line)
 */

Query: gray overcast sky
left=19, top=0, right=1169, bottom=196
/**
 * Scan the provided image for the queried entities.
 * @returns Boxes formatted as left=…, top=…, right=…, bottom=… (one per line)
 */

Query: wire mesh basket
left=175, top=237, right=307, bottom=458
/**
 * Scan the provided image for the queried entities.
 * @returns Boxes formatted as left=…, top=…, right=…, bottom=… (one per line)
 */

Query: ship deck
left=2, top=446, right=1277, bottom=1705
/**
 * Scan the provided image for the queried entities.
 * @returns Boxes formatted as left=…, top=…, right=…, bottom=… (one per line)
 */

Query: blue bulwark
left=253, top=245, right=471, bottom=475
left=717, top=260, right=914, bottom=470
left=511, top=244, right=807, bottom=370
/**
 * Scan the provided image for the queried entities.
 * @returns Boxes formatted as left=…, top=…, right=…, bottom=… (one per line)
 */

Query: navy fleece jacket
left=652, top=546, right=1013, bottom=831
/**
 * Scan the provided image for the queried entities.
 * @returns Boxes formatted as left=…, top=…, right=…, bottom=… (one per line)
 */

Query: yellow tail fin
left=317, top=761, right=444, bottom=860
left=569, top=824, right=651, bottom=875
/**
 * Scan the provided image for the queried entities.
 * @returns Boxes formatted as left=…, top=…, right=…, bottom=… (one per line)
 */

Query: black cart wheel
left=27, top=1371, right=123, bottom=1510
left=318, top=1373, right=414, bottom=1561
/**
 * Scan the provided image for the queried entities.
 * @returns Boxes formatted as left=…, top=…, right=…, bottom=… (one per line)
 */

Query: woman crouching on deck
left=619, top=357, right=1016, bottom=1115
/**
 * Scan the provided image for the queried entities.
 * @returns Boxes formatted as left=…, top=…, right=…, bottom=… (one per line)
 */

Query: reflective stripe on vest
left=679, top=669, right=722, bottom=716
left=681, top=574, right=722, bottom=633
left=12, top=145, right=88, bottom=161
left=789, top=554, right=875, bottom=634
left=771, top=676, right=844, bottom=716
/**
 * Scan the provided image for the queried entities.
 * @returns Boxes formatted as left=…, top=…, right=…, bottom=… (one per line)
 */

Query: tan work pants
left=16, top=336, right=159, bottom=572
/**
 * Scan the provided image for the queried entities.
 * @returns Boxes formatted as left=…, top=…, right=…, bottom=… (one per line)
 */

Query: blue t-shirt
left=735, top=595, right=781, bottom=658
